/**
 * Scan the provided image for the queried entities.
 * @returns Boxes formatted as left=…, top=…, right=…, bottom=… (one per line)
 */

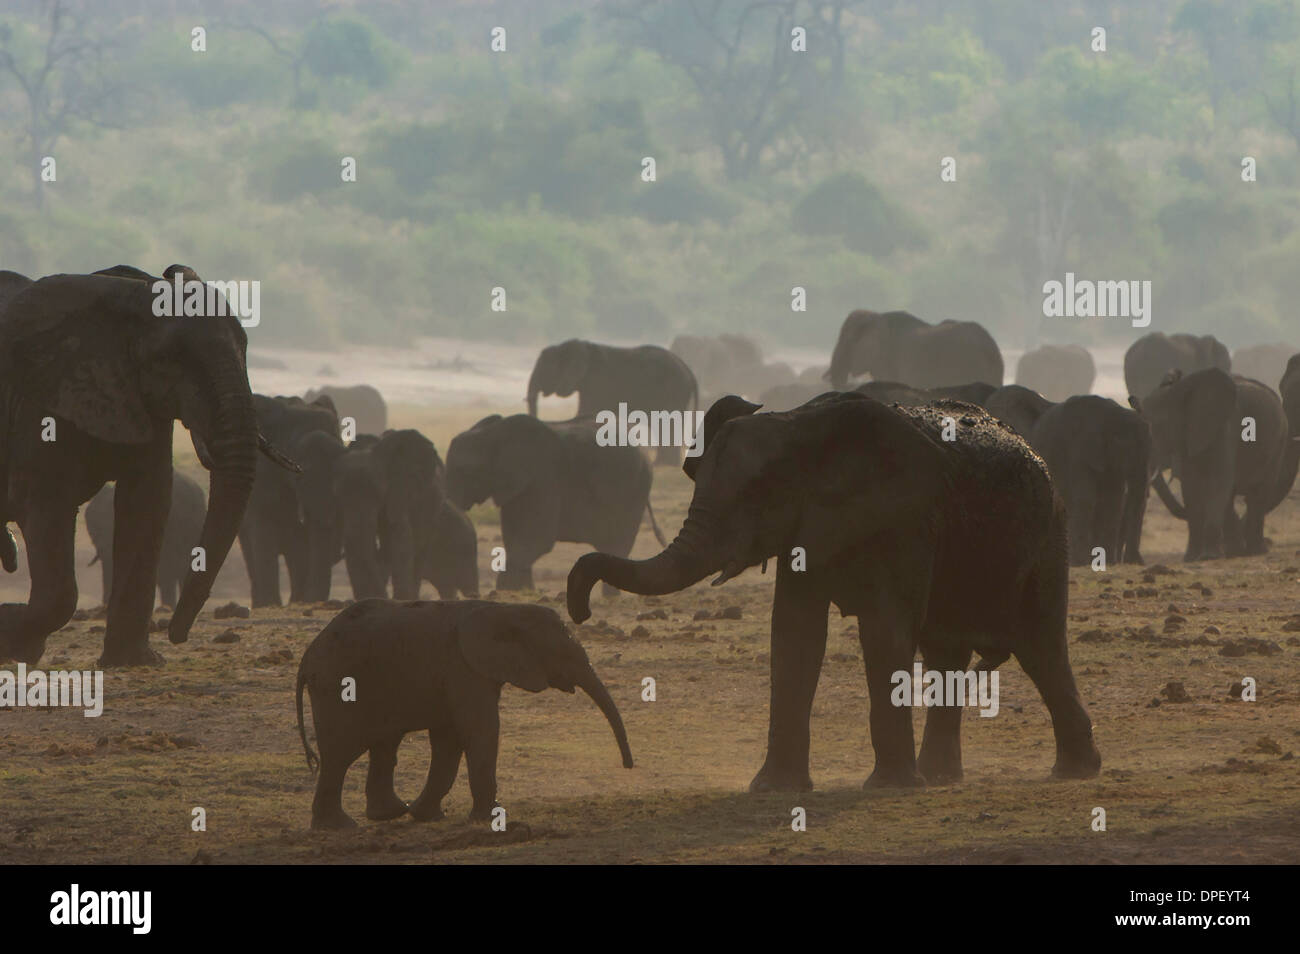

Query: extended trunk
left=169, top=372, right=257, bottom=643
left=566, top=511, right=720, bottom=622
left=577, top=669, right=634, bottom=768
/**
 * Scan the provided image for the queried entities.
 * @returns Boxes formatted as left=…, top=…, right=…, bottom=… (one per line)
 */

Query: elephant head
left=455, top=603, right=633, bottom=768
left=7, top=267, right=268, bottom=644
left=527, top=339, right=591, bottom=416
left=827, top=310, right=918, bottom=388
left=568, top=392, right=946, bottom=620
left=446, top=414, right=558, bottom=511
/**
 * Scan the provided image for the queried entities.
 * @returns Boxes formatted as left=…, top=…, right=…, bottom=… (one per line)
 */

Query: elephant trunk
left=1152, top=471, right=1187, bottom=520
left=827, top=327, right=858, bottom=390
left=576, top=667, right=634, bottom=768
left=526, top=376, right=540, bottom=417
left=567, top=507, right=722, bottom=623
left=169, top=374, right=257, bottom=644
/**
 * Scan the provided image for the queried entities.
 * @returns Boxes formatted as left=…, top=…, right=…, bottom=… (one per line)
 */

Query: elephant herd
left=4, top=268, right=1300, bottom=823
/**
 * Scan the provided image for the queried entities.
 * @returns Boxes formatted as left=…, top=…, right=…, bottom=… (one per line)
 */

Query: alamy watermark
left=151, top=273, right=260, bottom=327
left=0, top=664, right=103, bottom=717
left=50, top=884, right=150, bottom=934
left=1042, top=272, right=1151, bottom=328
left=890, top=662, right=999, bottom=717
left=595, top=403, right=706, bottom=457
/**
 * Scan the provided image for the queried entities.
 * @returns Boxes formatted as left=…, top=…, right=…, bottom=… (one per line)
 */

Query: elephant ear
left=456, top=606, right=550, bottom=692
left=4, top=275, right=161, bottom=444
left=684, top=395, right=761, bottom=480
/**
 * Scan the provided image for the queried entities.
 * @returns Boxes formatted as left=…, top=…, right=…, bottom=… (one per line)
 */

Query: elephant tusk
left=760, top=558, right=768, bottom=574
left=259, top=433, right=302, bottom=473
left=190, top=431, right=215, bottom=471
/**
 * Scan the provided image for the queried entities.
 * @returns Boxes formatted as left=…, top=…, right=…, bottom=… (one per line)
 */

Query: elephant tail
left=296, top=663, right=319, bottom=774
left=1152, top=472, right=1187, bottom=520
left=645, top=499, right=667, bottom=547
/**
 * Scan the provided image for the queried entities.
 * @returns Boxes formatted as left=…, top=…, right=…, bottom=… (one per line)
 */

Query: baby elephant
left=296, top=599, right=633, bottom=830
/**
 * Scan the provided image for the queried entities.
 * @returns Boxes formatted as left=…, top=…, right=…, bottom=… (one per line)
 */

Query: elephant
left=671, top=333, right=795, bottom=401
left=295, top=598, right=633, bottom=829
left=238, top=394, right=340, bottom=607
left=331, top=429, right=446, bottom=601
left=1273, top=354, right=1300, bottom=506
left=1132, top=370, right=1288, bottom=560
left=1232, top=343, right=1296, bottom=393
left=526, top=339, right=697, bottom=465
left=422, top=499, right=479, bottom=599
left=85, top=471, right=207, bottom=609
left=0, top=270, right=32, bottom=316
left=984, top=385, right=1055, bottom=437
left=759, top=382, right=832, bottom=412
left=0, top=265, right=282, bottom=666
left=856, top=380, right=995, bottom=408
left=827, top=310, right=1004, bottom=390
left=445, top=414, right=666, bottom=591
left=568, top=392, right=1101, bottom=791
left=303, top=384, right=387, bottom=436
left=1015, top=344, right=1095, bottom=402
left=1123, top=332, right=1230, bottom=405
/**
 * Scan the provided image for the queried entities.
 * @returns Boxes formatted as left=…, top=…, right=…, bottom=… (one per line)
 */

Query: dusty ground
left=1, top=401, right=1298, bottom=865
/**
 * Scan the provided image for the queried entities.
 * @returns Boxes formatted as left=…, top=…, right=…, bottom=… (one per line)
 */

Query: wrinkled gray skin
left=527, top=339, right=698, bottom=465
left=1124, top=332, right=1230, bottom=406
left=446, top=414, right=665, bottom=591
left=569, top=393, right=1100, bottom=791
left=1133, top=369, right=1288, bottom=560
left=992, top=391, right=1151, bottom=566
left=296, top=599, right=633, bottom=829
left=827, top=310, right=1004, bottom=389
left=422, top=499, right=479, bottom=599
left=0, top=265, right=271, bottom=667
left=238, top=395, right=340, bottom=607
left=331, top=430, right=446, bottom=601
left=303, top=384, right=387, bottom=436
left=1015, top=344, right=1096, bottom=402
left=1232, top=343, right=1296, bottom=394
left=86, top=472, right=207, bottom=608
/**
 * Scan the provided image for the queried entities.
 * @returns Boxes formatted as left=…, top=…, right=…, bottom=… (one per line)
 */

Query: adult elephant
left=1015, top=344, right=1095, bottom=402
left=0, top=265, right=278, bottom=666
left=239, top=394, right=340, bottom=607
left=303, top=384, right=387, bottom=436
left=1123, top=332, right=1230, bottom=405
left=1133, top=370, right=1287, bottom=560
left=1272, top=355, right=1300, bottom=507
left=568, top=393, right=1100, bottom=791
left=332, top=429, right=446, bottom=601
left=827, top=310, right=1003, bottom=390
left=446, top=415, right=666, bottom=591
left=1232, top=343, right=1296, bottom=393
left=86, top=471, right=207, bottom=609
left=526, top=340, right=697, bottom=465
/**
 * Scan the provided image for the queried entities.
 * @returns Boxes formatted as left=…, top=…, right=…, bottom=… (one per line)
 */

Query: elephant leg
left=409, top=726, right=462, bottom=822
left=461, top=704, right=501, bottom=822
left=101, top=460, right=170, bottom=668
left=861, top=602, right=924, bottom=789
left=0, top=506, right=79, bottom=664
left=1065, top=487, right=1095, bottom=567
left=1093, top=482, right=1124, bottom=569
left=916, top=644, right=972, bottom=784
left=242, top=524, right=283, bottom=607
left=363, top=733, right=409, bottom=821
left=311, top=740, right=361, bottom=830
left=1013, top=560, right=1100, bottom=779
left=158, top=571, right=179, bottom=612
left=749, top=567, right=828, bottom=793
left=285, top=527, right=310, bottom=603
left=497, top=562, right=534, bottom=591
left=1240, top=494, right=1268, bottom=555
left=1220, top=501, right=1243, bottom=557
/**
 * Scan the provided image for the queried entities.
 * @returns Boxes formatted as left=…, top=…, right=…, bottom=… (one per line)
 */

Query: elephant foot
left=98, top=644, right=165, bottom=668
left=748, top=764, right=814, bottom=794
left=365, top=795, right=410, bottom=822
left=311, top=810, right=358, bottom=831
left=408, top=799, right=446, bottom=823
left=916, top=753, right=963, bottom=785
left=468, top=803, right=498, bottom=822
left=863, top=764, right=926, bottom=789
left=1051, top=742, right=1102, bottom=780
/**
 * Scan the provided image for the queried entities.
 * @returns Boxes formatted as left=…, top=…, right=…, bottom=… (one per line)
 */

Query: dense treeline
left=1, top=0, right=1297, bottom=349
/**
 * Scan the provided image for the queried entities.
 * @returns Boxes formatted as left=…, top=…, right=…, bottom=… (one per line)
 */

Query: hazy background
left=2, top=0, right=1297, bottom=389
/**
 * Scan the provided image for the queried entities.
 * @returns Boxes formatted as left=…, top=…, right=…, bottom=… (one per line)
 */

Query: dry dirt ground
left=1, top=403, right=1298, bottom=865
